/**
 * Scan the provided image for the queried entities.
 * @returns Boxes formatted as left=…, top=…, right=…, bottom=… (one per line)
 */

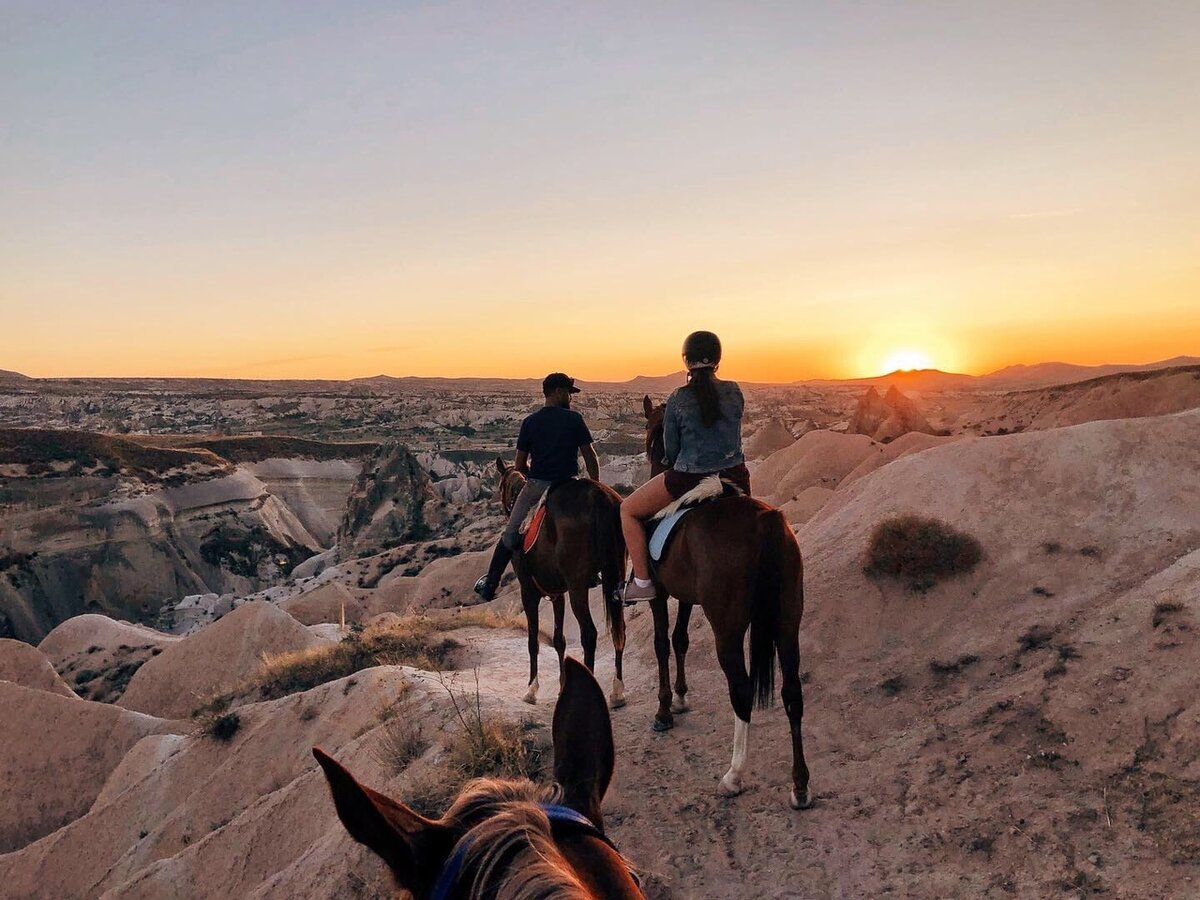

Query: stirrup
left=473, top=575, right=496, bottom=601
left=618, top=579, right=657, bottom=606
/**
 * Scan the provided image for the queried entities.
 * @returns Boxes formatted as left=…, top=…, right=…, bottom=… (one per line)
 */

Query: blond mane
left=442, top=778, right=590, bottom=900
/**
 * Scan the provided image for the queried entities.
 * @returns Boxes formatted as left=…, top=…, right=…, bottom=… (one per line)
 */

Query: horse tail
left=588, top=484, right=626, bottom=631
left=749, top=508, right=788, bottom=710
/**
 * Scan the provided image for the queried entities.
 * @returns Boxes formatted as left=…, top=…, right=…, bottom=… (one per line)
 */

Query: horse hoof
left=522, top=679, right=538, bottom=705
left=609, top=679, right=625, bottom=710
left=717, top=773, right=744, bottom=797
left=790, top=786, right=815, bottom=810
left=651, top=717, right=674, bottom=733
left=671, top=694, right=689, bottom=714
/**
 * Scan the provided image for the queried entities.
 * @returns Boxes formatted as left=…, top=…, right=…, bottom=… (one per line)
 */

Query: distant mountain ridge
left=978, top=355, right=1200, bottom=389
left=4, top=356, right=1197, bottom=394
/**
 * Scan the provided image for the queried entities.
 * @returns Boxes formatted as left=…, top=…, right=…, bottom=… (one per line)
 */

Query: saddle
left=523, top=504, right=548, bottom=553
left=518, top=478, right=574, bottom=553
left=647, top=475, right=743, bottom=563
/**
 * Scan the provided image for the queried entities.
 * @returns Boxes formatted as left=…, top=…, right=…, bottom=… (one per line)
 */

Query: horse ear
left=495, top=456, right=509, bottom=476
left=314, top=748, right=454, bottom=895
left=642, top=395, right=653, bottom=419
left=552, top=657, right=615, bottom=830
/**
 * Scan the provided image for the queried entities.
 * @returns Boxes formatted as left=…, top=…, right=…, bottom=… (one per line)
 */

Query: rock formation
left=848, top=385, right=936, bottom=442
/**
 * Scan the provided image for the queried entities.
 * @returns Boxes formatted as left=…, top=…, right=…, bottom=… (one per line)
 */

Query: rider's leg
left=475, top=479, right=551, bottom=600
left=619, top=473, right=673, bottom=600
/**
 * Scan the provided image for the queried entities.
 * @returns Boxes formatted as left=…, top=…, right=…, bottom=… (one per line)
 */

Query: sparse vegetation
left=1079, top=545, right=1102, bottom=559
left=1152, top=601, right=1184, bottom=628
left=0, top=428, right=226, bottom=478
left=929, top=654, right=980, bottom=676
left=373, top=707, right=430, bottom=774
left=403, top=670, right=550, bottom=818
left=198, top=711, right=241, bottom=742
left=192, top=617, right=463, bottom=716
left=1017, top=624, right=1055, bottom=653
left=879, top=674, right=906, bottom=696
left=863, top=515, right=983, bottom=591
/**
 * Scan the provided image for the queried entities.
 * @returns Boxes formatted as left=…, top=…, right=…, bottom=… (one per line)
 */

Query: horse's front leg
left=522, top=584, right=543, bottom=705
left=650, top=592, right=674, bottom=731
left=551, top=593, right=567, bottom=679
left=671, top=601, right=693, bottom=713
left=567, top=585, right=598, bottom=671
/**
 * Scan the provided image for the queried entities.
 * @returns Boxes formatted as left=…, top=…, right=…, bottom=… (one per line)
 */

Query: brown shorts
left=663, top=463, right=751, bottom=500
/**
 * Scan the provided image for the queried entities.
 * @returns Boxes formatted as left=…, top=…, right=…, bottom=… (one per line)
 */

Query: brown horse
left=638, top=395, right=812, bottom=809
left=315, top=657, right=643, bottom=899
left=495, top=460, right=628, bottom=709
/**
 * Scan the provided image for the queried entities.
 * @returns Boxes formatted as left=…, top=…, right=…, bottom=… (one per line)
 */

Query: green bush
left=864, top=515, right=983, bottom=592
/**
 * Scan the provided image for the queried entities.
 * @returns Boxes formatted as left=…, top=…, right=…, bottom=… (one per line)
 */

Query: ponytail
left=686, top=367, right=723, bottom=428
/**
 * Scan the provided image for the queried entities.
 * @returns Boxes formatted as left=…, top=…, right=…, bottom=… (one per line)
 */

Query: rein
left=430, top=803, right=636, bottom=900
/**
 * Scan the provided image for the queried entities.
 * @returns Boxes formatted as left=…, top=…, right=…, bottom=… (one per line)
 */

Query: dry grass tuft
left=196, top=711, right=241, bottom=742
left=193, top=617, right=461, bottom=716
left=403, top=670, right=550, bottom=818
left=864, top=515, right=983, bottom=592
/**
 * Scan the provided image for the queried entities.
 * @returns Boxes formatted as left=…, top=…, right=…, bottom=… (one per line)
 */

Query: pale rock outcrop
left=0, top=638, right=75, bottom=697
left=0, top=681, right=178, bottom=853
left=118, top=602, right=320, bottom=718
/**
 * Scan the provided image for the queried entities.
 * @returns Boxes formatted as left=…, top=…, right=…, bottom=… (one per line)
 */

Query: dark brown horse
left=315, top=657, right=643, bottom=899
left=495, top=460, right=628, bottom=709
left=639, top=395, right=812, bottom=809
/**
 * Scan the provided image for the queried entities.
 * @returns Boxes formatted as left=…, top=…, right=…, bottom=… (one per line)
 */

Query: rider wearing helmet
left=619, top=331, right=750, bottom=602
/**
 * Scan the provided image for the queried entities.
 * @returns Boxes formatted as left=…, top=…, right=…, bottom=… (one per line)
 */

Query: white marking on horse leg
left=609, top=677, right=626, bottom=709
left=718, top=715, right=750, bottom=796
left=671, top=692, right=689, bottom=713
left=523, top=677, right=539, bottom=705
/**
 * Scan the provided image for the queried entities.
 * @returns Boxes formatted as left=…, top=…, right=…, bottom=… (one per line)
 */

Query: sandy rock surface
left=0, top=682, right=179, bottom=855
left=117, top=602, right=320, bottom=718
left=0, top=638, right=75, bottom=697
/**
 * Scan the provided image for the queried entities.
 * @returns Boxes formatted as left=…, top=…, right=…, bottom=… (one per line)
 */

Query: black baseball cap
left=542, top=372, right=581, bottom=395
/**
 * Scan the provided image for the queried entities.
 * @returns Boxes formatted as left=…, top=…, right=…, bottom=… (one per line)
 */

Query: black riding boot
left=473, top=541, right=513, bottom=601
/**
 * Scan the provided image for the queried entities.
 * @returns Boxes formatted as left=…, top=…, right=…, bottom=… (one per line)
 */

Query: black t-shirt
left=516, top=406, right=594, bottom=481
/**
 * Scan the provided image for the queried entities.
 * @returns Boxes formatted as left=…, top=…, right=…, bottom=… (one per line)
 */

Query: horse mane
left=441, top=778, right=591, bottom=900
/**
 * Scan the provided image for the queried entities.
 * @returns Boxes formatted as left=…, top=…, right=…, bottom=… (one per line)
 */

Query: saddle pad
left=523, top=505, right=548, bottom=554
left=649, top=507, right=692, bottom=562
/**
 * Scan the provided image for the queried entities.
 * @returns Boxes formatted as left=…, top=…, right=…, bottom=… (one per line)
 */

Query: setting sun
left=880, top=349, right=935, bottom=373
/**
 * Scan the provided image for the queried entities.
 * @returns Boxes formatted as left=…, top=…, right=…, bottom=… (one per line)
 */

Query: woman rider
left=619, top=331, right=750, bottom=602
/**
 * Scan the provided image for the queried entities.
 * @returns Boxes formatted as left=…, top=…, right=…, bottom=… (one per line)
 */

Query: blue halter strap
left=429, top=803, right=632, bottom=900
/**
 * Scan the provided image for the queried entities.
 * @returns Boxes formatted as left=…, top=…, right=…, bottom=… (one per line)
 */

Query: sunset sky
left=3, top=2, right=1198, bottom=382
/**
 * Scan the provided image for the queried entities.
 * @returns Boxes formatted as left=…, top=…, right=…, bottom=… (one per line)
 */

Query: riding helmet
left=682, top=331, right=722, bottom=368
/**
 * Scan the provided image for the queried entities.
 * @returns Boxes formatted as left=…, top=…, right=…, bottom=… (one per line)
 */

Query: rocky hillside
left=0, top=409, right=1197, bottom=897
left=0, top=431, right=384, bottom=643
left=960, top=364, right=1200, bottom=435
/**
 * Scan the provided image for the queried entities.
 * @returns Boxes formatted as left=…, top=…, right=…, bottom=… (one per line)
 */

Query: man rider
left=473, top=372, right=600, bottom=601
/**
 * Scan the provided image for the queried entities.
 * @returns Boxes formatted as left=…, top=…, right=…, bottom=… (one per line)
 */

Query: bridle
left=430, top=802, right=640, bottom=900
left=498, top=468, right=526, bottom=516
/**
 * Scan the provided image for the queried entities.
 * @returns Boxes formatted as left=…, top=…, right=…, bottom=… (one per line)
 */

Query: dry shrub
left=196, top=711, right=241, bottom=742
left=372, top=701, right=430, bottom=774
left=404, top=671, right=549, bottom=818
left=192, top=617, right=461, bottom=716
left=864, top=515, right=983, bottom=592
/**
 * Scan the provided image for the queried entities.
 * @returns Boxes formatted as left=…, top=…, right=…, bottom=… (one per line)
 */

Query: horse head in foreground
left=315, top=657, right=642, bottom=899
left=641, top=396, right=813, bottom=809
